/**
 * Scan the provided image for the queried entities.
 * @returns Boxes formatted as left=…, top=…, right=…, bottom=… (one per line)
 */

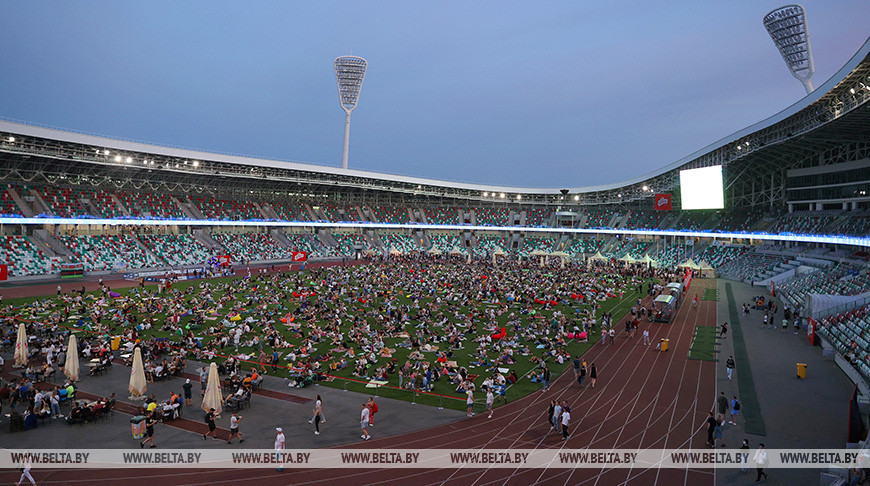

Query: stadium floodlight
left=334, top=56, right=367, bottom=170
left=764, top=5, right=815, bottom=94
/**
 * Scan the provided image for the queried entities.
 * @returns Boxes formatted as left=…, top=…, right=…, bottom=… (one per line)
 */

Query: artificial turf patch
left=688, top=325, right=718, bottom=361
left=703, top=288, right=719, bottom=301
left=725, top=283, right=767, bottom=436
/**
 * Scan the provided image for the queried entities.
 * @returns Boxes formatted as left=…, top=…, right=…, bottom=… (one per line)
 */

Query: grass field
left=1, top=265, right=650, bottom=411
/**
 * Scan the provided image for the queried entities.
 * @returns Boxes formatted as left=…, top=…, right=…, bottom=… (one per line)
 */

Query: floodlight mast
left=334, top=56, right=367, bottom=170
left=763, top=5, right=815, bottom=94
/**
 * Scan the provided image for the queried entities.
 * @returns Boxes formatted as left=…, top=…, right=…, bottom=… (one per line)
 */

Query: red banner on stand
left=292, top=251, right=308, bottom=262
left=807, top=317, right=817, bottom=346
left=654, top=193, right=672, bottom=211
left=0, top=264, right=7, bottom=281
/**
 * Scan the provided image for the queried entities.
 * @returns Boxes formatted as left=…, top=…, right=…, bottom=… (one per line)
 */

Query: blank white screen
left=679, top=165, right=724, bottom=210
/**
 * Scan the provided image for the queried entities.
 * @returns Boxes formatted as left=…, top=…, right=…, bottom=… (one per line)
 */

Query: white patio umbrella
left=201, top=362, right=223, bottom=416
left=14, top=323, right=28, bottom=367
left=64, top=334, right=80, bottom=381
left=128, top=347, right=147, bottom=400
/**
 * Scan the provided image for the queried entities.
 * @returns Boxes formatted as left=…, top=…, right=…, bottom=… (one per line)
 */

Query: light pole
left=334, top=56, right=367, bottom=170
left=763, top=5, right=815, bottom=94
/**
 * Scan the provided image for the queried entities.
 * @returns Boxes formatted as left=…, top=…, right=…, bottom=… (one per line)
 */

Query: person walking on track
left=466, top=385, right=475, bottom=417
left=15, top=457, right=35, bottom=486
left=309, top=395, right=323, bottom=435
left=754, top=443, right=768, bottom=482
left=705, top=411, right=717, bottom=448
left=561, top=404, right=571, bottom=440
left=227, top=412, right=244, bottom=444
left=541, top=364, right=551, bottom=392
left=726, top=356, right=735, bottom=380
left=551, top=400, right=562, bottom=433
left=486, top=386, right=494, bottom=418
left=141, top=411, right=157, bottom=448
left=729, top=396, right=741, bottom=425
left=547, top=400, right=555, bottom=429
left=203, top=408, right=219, bottom=440
left=367, top=396, right=378, bottom=426
left=642, top=328, right=651, bottom=346
left=590, top=363, right=597, bottom=388
left=360, top=403, right=371, bottom=440
left=275, top=427, right=285, bottom=472
left=717, top=392, right=728, bottom=417
left=720, top=322, right=728, bottom=338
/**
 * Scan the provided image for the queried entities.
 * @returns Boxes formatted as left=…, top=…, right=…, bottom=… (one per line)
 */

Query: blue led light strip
left=2, top=217, right=868, bottom=248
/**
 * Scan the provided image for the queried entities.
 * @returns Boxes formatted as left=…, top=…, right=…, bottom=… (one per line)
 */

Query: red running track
left=2, top=280, right=718, bottom=486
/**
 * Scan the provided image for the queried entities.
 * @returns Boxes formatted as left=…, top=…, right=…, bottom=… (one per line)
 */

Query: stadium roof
left=1, top=36, right=869, bottom=206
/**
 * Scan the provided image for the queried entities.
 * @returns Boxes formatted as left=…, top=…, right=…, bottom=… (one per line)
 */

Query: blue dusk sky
left=1, top=1, right=868, bottom=188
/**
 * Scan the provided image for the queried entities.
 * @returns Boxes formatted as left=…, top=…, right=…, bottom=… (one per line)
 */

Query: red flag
left=654, top=193, right=672, bottom=211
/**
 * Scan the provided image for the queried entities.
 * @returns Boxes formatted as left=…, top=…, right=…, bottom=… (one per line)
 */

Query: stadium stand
left=524, top=208, right=551, bottom=227
left=116, top=191, right=185, bottom=219
left=778, top=263, right=870, bottom=309
left=191, top=196, right=261, bottom=220
left=380, top=233, right=419, bottom=253
left=519, top=236, right=556, bottom=257
left=584, top=209, right=616, bottom=228
left=474, top=235, right=509, bottom=256
left=816, top=305, right=870, bottom=379
left=211, top=233, right=290, bottom=261
left=622, top=210, right=665, bottom=230
left=429, top=234, right=463, bottom=252
left=0, top=235, right=57, bottom=276
left=424, top=206, right=460, bottom=225
left=371, top=206, right=410, bottom=224
left=475, top=207, right=510, bottom=226
left=138, top=234, right=213, bottom=267
left=59, top=234, right=162, bottom=271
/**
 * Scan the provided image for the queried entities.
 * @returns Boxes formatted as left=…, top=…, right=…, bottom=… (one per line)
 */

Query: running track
left=3, top=280, right=718, bottom=486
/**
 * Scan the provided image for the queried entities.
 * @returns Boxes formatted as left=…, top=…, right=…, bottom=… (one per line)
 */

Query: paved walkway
left=715, top=279, right=854, bottom=486
left=0, top=355, right=464, bottom=451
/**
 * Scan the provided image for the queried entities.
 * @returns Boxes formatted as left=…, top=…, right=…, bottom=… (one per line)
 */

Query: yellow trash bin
left=660, top=339, right=669, bottom=352
left=111, top=336, right=121, bottom=351
left=797, top=363, right=807, bottom=379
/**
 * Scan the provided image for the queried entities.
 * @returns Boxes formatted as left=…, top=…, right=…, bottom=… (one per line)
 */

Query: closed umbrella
left=64, top=334, right=80, bottom=381
left=201, top=362, right=222, bottom=416
left=129, top=347, right=147, bottom=399
left=14, top=323, right=28, bottom=367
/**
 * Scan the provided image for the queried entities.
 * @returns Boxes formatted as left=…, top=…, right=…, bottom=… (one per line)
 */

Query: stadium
left=2, top=4, right=870, bottom=486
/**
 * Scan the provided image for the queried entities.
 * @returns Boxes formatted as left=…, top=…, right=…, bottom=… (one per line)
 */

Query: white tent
left=589, top=251, right=608, bottom=261
left=13, top=323, right=28, bottom=368
left=129, top=347, right=147, bottom=399
left=201, top=362, right=223, bottom=416
left=618, top=254, right=637, bottom=263
left=64, top=334, right=80, bottom=382
left=530, top=249, right=549, bottom=256
left=679, top=259, right=700, bottom=270
left=697, top=260, right=715, bottom=278
left=427, top=247, right=442, bottom=254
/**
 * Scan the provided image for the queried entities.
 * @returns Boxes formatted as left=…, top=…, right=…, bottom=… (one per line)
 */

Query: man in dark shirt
left=203, top=408, right=218, bottom=440
left=705, top=411, right=718, bottom=448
